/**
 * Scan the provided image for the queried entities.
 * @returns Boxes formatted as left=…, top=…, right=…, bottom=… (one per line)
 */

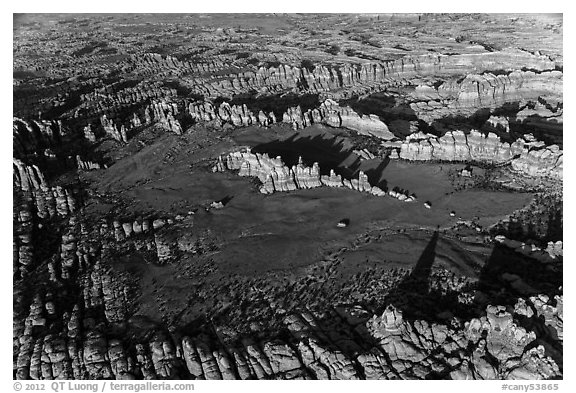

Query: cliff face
left=395, top=130, right=562, bottom=180
left=282, top=99, right=395, bottom=139
left=13, top=118, right=64, bottom=159
left=188, top=101, right=276, bottom=127
left=212, top=148, right=393, bottom=198
left=410, top=70, right=563, bottom=123
left=187, top=50, right=556, bottom=100
left=144, top=65, right=562, bottom=143
left=187, top=98, right=395, bottom=139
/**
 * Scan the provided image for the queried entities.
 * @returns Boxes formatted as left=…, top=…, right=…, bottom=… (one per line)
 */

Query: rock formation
left=189, top=101, right=276, bottom=128
left=494, top=236, right=562, bottom=263
left=282, top=99, right=395, bottom=139
left=13, top=14, right=563, bottom=382
left=395, top=131, right=562, bottom=179
left=213, top=148, right=405, bottom=199
left=410, top=70, right=562, bottom=123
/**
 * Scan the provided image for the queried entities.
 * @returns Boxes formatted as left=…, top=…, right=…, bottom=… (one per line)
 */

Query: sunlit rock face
left=279, top=99, right=395, bottom=139
left=397, top=130, right=562, bottom=180
left=410, top=70, right=563, bottom=123
left=214, top=148, right=412, bottom=201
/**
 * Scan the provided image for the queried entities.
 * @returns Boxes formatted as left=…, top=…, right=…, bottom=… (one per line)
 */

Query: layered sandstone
left=410, top=70, right=563, bottom=123
left=282, top=99, right=395, bottom=139
left=213, top=148, right=404, bottom=199
left=395, top=131, right=562, bottom=179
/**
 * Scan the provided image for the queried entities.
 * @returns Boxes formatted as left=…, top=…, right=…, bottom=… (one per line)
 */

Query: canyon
left=12, top=13, right=563, bottom=381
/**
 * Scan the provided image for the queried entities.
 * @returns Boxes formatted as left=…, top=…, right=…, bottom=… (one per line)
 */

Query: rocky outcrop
left=154, top=230, right=176, bottom=265
left=292, top=158, right=323, bottom=190
left=511, top=101, right=563, bottom=135
left=410, top=70, right=562, bottom=123
left=510, top=144, right=563, bottom=179
left=33, top=187, right=77, bottom=219
left=282, top=99, right=394, bottom=139
left=397, top=131, right=562, bottom=179
left=188, top=50, right=556, bottom=100
left=485, top=115, right=510, bottom=133
left=13, top=118, right=63, bottom=159
left=129, top=53, right=233, bottom=79
left=530, top=294, right=563, bottom=342
left=187, top=97, right=393, bottom=139
left=73, top=80, right=178, bottom=135
left=224, top=149, right=300, bottom=193
left=353, top=149, right=376, bottom=160
left=82, top=258, right=129, bottom=324
left=365, top=304, right=560, bottom=380
left=84, top=97, right=184, bottom=144
left=13, top=14, right=564, bottom=382
left=146, top=99, right=183, bottom=135
left=83, top=124, right=97, bottom=143
left=399, top=130, right=516, bottom=162
left=13, top=161, right=79, bottom=220
left=494, top=236, right=562, bottom=263
left=13, top=216, right=562, bottom=380
left=545, top=241, right=563, bottom=259
left=76, top=155, right=105, bottom=171
left=80, top=80, right=176, bottom=111
left=213, top=148, right=405, bottom=199
left=13, top=197, right=35, bottom=278
left=101, top=114, right=128, bottom=143
left=13, top=159, right=48, bottom=191
left=188, top=101, right=276, bottom=127
left=367, top=305, right=457, bottom=378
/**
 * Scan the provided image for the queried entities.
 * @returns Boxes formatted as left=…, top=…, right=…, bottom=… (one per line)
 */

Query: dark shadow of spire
left=362, top=156, right=390, bottom=189
left=410, top=230, right=439, bottom=284
left=378, top=230, right=440, bottom=320
left=474, top=243, right=562, bottom=309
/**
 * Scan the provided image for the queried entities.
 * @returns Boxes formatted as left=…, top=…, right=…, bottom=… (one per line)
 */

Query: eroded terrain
left=13, top=13, right=562, bottom=380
